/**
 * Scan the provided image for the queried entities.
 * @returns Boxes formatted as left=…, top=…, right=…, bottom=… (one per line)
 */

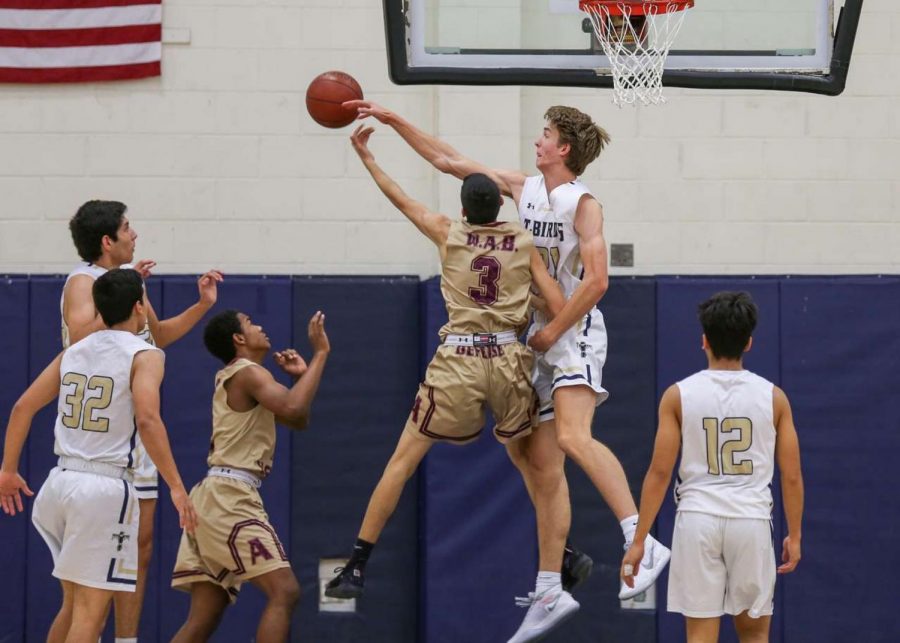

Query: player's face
left=109, top=216, right=138, bottom=265
left=238, top=313, right=271, bottom=351
left=534, top=122, right=566, bottom=171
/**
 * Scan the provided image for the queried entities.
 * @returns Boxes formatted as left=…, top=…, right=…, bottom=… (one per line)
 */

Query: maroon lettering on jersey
left=483, top=236, right=497, bottom=250
left=501, top=235, right=516, bottom=251
left=467, top=233, right=480, bottom=247
left=411, top=396, right=422, bottom=423
left=249, top=538, right=274, bottom=565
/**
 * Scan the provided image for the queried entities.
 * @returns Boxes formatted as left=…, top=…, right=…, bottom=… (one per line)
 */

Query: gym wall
left=0, top=1, right=898, bottom=276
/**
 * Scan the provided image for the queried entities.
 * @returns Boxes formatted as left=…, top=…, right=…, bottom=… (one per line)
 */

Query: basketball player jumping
left=324, top=125, right=577, bottom=633
left=622, top=291, right=804, bottom=643
left=344, top=100, right=671, bottom=642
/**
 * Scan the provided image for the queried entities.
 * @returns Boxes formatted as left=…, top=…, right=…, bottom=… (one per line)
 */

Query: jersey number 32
left=61, top=372, right=114, bottom=433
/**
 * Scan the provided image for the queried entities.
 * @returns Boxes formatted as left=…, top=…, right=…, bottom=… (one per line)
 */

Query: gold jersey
left=439, top=220, right=535, bottom=339
left=208, top=358, right=276, bottom=479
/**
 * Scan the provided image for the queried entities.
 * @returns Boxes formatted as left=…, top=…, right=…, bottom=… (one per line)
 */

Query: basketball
left=305, top=71, right=363, bottom=128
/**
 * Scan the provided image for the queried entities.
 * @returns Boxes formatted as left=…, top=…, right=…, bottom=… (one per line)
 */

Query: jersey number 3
left=703, top=417, right=753, bottom=475
left=469, top=256, right=501, bottom=305
left=61, top=372, right=114, bottom=433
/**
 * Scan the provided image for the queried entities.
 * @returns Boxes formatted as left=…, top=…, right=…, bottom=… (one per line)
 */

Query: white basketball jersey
left=674, top=370, right=776, bottom=519
left=61, top=262, right=154, bottom=348
left=518, top=175, right=597, bottom=318
left=55, top=330, right=163, bottom=468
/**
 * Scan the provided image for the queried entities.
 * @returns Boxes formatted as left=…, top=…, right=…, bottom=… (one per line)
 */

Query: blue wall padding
left=779, top=278, right=900, bottom=643
left=0, top=278, right=30, bottom=643
left=562, top=277, right=657, bottom=643
left=419, top=277, right=658, bottom=643
left=25, top=277, right=67, bottom=643
left=156, top=276, right=294, bottom=641
left=655, top=278, right=782, bottom=643
left=3, top=274, right=899, bottom=643
left=290, top=277, right=421, bottom=643
left=418, top=277, right=537, bottom=643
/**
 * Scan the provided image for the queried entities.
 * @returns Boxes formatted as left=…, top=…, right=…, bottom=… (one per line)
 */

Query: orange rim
left=579, top=0, right=694, bottom=17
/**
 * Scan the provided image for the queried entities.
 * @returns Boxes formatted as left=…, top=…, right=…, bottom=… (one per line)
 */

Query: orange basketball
left=305, top=71, right=363, bottom=128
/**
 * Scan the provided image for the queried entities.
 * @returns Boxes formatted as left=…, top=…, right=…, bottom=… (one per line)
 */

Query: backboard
left=382, top=0, right=863, bottom=95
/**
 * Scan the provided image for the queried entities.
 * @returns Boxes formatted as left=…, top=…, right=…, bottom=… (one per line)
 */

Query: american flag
left=0, top=0, right=162, bottom=83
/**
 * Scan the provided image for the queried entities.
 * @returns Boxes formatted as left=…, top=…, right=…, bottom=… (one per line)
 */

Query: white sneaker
left=507, top=586, right=580, bottom=643
left=618, top=534, right=671, bottom=600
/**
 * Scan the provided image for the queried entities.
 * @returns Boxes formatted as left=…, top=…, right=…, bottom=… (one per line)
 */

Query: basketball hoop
left=580, top=1, right=693, bottom=106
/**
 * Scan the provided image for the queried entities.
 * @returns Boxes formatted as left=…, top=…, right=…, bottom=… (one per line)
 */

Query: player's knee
left=554, top=428, right=589, bottom=459
left=137, top=534, right=154, bottom=567
left=270, top=575, right=301, bottom=609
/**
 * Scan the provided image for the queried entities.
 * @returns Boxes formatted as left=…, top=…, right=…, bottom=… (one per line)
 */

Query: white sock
left=620, top=514, right=639, bottom=544
left=115, top=638, right=138, bottom=643
left=535, top=571, right=561, bottom=594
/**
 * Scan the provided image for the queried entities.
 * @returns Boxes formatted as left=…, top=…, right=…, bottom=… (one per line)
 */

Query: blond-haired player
left=622, top=291, right=804, bottom=643
left=62, top=199, right=222, bottom=642
left=170, top=309, right=330, bottom=643
left=344, top=101, right=670, bottom=642
left=0, top=269, right=197, bottom=643
left=324, top=124, right=575, bottom=636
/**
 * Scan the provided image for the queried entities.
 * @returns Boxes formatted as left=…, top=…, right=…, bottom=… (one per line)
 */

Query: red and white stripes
left=0, top=0, right=162, bottom=83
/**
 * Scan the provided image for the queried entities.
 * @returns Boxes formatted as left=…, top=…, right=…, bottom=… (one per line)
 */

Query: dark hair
left=698, top=291, right=758, bottom=360
left=92, top=269, right=144, bottom=327
left=544, top=106, right=610, bottom=176
left=69, top=200, right=127, bottom=262
left=461, top=173, right=502, bottom=224
left=204, top=310, right=243, bottom=364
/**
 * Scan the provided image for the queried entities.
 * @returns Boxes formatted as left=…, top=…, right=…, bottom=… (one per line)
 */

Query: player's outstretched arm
left=146, top=270, right=223, bottom=348
left=132, top=350, right=198, bottom=534
left=240, top=311, right=330, bottom=430
left=774, top=386, right=803, bottom=574
left=63, top=275, right=106, bottom=345
left=622, top=384, right=681, bottom=588
left=529, top=248, right=566, bottom=318
left=343, top=99, right=527, bottom=202
left=350, top=125, right=451, bottom=252
left=528, top=195, right=608, bottom=353
left=0, top=353, right=63, bottom=515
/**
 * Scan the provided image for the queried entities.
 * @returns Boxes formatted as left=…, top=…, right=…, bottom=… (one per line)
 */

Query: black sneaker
left=324, top=564, right=365, bottom=599
left=561, top=546, right=593, bottom=592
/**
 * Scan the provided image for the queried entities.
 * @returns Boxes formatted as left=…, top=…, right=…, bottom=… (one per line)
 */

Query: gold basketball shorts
left=171, top=476, right=289, bottom=602
left=404, top=342, right=537, bottom=444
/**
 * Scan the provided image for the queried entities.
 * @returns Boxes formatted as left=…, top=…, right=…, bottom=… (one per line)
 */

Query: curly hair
left=544, top=106, right=611, bottom=176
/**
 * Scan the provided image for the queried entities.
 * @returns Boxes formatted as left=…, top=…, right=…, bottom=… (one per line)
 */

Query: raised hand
left=341, top=99, right=391, bottom=123
left=350, top=125, right=376, bottom=162
left=274, top=349, right=309, bottom=378
left=197, top=270, right=224, bottom=307
left=308, top=311, right=330, bottom=355
left=133, top=259, right=157, bottom=279
left=0, top=470, right=34, bottom=516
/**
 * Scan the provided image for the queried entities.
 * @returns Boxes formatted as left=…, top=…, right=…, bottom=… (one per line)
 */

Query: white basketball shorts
left=527, top=308, right=609, bottom=422
left=668, top=510, right=776, bottom=619
left=32, top=467, right=139, bottom=592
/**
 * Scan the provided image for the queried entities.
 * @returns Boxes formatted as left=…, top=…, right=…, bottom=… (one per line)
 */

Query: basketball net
left=581, top=1, right=692, bottom=107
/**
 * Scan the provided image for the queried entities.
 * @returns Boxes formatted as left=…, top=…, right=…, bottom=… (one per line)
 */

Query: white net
left=582, top=2, right=692, bottom=107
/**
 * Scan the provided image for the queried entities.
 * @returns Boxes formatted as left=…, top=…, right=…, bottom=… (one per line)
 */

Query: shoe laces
left=514, top=587, right=556, bottom=608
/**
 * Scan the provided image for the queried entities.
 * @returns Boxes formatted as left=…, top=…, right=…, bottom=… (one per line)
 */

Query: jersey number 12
left=702, top=417, right=753, bottom=475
